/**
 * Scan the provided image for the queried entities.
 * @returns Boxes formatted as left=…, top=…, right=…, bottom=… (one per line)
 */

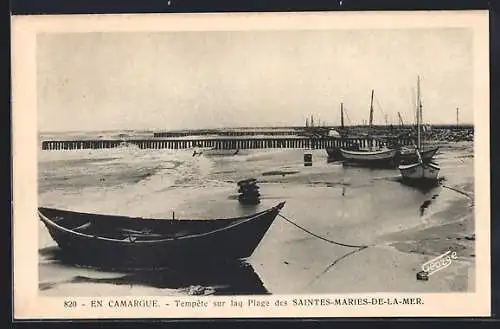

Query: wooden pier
left=41, top=136, right=415, bottom=151
left=154, top=129, right=301, bottom=137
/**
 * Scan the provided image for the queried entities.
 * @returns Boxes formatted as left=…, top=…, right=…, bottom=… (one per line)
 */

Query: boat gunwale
left=398, top=161, right=441, bottom=171
left=38, top=202, right=285, bottom=245
left=400, top=146, right=439, bottom=157
left=38, top=202, right=278, bottom=223
left=339, top=148, right=397, bottom=157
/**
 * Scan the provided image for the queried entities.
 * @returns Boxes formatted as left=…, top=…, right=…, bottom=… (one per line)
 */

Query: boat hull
left=399, top=147, right=439, bottom=163
left=200, top=148, right=240, bottom=156
left=399, top=161, right=440, bottom=180
left=39, top=203, right=285, bottom=268
left=325, top=148, right=343, bottom=161
left=340, top=148, right=398, bottom=167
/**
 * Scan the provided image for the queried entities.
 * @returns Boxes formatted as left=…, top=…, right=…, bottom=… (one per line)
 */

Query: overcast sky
left=37, top=28, right=473, bottom=132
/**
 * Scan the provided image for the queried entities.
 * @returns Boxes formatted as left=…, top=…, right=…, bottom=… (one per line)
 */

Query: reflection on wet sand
left=39, top=246, right=268, bottom=295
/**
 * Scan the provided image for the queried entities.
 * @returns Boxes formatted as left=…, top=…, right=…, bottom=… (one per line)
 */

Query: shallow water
left=38, top=143, right=474, bottom=295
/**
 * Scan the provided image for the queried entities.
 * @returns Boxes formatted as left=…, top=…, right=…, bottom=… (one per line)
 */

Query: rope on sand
left=441, top=184, right=473, bottom=200
left=306, top=246, right=369, bottom=288
left=278, top=213, right=372, bottom=288
left=278, top=213, right=370, bottom=249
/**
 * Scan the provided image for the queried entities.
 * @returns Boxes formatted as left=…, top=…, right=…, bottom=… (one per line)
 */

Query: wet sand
left=38, top=141, right=475, bottom=295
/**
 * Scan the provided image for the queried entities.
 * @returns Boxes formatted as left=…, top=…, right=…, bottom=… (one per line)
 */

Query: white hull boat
left=340, top=148, right=397, bottom=164
left=399, top=161, right=440, bottom=180
left=399, top=76, right=440, bottom=182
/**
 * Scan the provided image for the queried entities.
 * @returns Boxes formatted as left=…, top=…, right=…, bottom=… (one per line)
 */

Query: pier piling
left=40, top=136, right=416, bottom=151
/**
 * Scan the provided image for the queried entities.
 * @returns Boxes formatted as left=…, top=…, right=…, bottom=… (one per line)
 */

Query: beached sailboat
left=399, top=77, right=440, bottom=181
left=340, top=148, right=398, bottom=165
left=340, top=90, right=398, bottom=166
left=396, top=86, right=439, bottom=163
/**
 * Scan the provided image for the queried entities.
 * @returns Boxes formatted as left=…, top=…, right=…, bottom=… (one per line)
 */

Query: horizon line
left=39, top=123, right=474, bottom=134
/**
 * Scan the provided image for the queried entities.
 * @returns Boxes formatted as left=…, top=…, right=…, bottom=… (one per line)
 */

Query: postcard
left=12, top=10, right=490, bottom=319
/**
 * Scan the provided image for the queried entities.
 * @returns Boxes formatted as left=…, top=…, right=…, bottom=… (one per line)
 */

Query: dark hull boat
left=39, top=202, right=285, bottom=268
left=325, top=147, right=343, bottom=161
left=398, top=146, right=439, bottom=163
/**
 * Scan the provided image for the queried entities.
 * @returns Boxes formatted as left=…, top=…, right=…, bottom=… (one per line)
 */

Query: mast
left=398, top=112, right=404, bottom=127
left=416, top=76, right=421, bottom=150
left=456, top=106, right=459, bottom=128
left=369, top=89, right=374, bottom=127
left=340, top=102, right=344, bottom=129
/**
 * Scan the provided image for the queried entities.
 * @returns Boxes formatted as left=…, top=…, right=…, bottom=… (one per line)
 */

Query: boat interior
left=38, top=206, right=276, bottom=241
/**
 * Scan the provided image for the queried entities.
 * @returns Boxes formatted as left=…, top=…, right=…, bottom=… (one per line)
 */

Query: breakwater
left=154, top=129, right=300, bottom=138
left=41, top=136, right=416, bottom=151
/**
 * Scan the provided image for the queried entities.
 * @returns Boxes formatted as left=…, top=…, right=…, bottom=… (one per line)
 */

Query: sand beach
left=38, top=141, right=475, bottom=296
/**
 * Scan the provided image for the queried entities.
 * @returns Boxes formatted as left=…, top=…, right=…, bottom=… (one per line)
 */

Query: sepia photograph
left=12, top=11, right=490, bottom=318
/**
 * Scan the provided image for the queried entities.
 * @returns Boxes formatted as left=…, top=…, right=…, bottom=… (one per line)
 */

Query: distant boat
left=38, top=202, right=286, bottom=268
left=194, top=147, right=240, bottom=157
left=339, top=91, right=397, bottom=166
left=399, top=76, right=440, bottom=181
left=340, top=148, right=398, bottom=166
left=192, top=147, right=240, bottom=157
left=326, top=102, right=348, bottom=160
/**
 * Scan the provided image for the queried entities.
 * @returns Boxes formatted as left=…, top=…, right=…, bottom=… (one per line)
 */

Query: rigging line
left=373, top=94, right=387, bottom=122
left=343, top=107, right=353, bottom=125
left=411, top=87, right=417, bottom=125
left=278, top=213, right=370, bottom=249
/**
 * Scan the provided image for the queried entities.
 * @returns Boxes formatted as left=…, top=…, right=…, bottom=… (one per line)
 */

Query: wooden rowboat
left=39, top=202, right=285, bottom=268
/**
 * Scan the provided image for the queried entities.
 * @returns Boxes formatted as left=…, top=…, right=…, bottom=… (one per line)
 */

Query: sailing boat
left=340, top=90, right=398, bottom=166
left=398, top=84, right=439, bottom=163
left=325, top=102, right=346, bottom=160
left=399, top=77, right=440, bottom=181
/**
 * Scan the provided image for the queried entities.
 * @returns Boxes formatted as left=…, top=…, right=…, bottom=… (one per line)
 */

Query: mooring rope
left=441, top=184, right=473, bottom=200
left=305, top=246, right=369, bottom=288
left=278, top=213, right=370, bottom=249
